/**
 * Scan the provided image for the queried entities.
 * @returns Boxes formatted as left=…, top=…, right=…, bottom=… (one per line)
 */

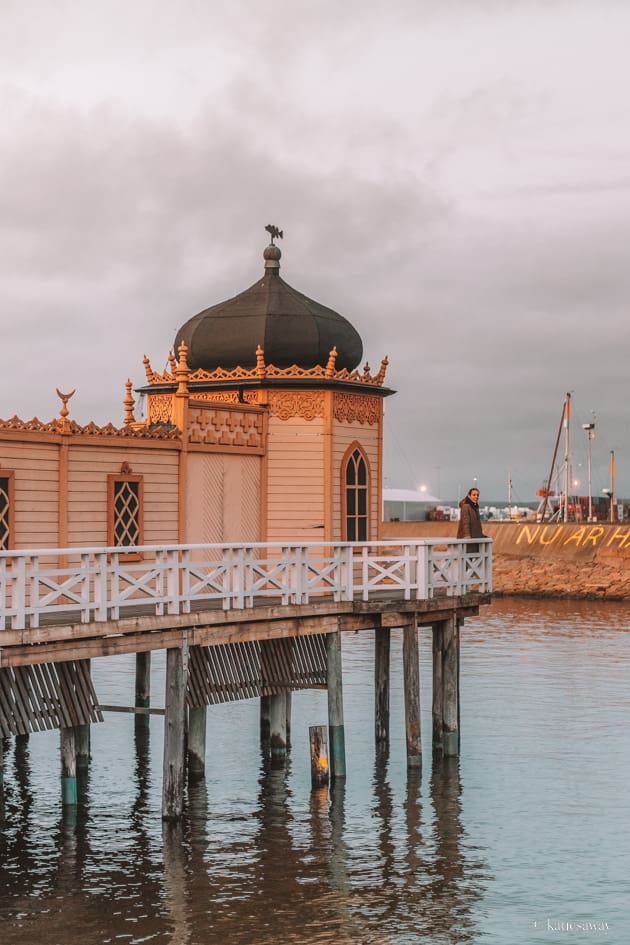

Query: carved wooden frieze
left=189, top=390, right=260, bottom=406
left=187, top=406, right=264, bottom=450
left=267, top=391, right=325, bottom=421
left=147, top=394, right=174, bottom=425
left=333, top=392, right=381, bottom=425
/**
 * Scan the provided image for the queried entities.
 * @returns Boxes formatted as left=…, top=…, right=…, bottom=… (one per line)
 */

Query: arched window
left=343, top=447, right=369, bottom=541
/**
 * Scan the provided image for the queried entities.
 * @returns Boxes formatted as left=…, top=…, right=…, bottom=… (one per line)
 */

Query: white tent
left=382, top=488, right=442, bottom=522
left=383, top=488, right=440, bottom=504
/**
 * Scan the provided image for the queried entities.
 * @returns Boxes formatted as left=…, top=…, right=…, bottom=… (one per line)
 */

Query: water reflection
left=0, top=728, right=490, bottom=945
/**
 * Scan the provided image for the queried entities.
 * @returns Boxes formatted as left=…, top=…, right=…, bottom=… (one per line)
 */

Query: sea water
left=1, top=597, right=628, bottom=944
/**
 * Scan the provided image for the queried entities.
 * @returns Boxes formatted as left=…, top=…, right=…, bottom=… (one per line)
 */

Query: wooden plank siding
left=0, top=441, right=59, bottom=547
left=67, top=445, right=180, bottom=547
left=265, top=415, right=326, bottom=543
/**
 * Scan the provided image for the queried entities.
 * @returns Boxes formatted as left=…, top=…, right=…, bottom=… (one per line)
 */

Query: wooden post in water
left=374, top=627, right=390, bottom=751
left=441, top=615, right=459, bottom=756
left=163, top=646, right=187, bottom=819
left=135, top=651, right=151, bottom=731
left=269, top=692, right=287, bottom=765
left=60, top=727, right=77, bottom=806
left=75, top=659, right=91, bottom=769
left=309, top=725, right=330, bottom=788
left=432, top=622, right=443, bottom=752
left=187, top=706, right=207, bottom=778
left=285, top=690, right=292, bottom=749
left=260, top=695, right=271, bottom=752
left=326, top=631, right=346, bottom=779
left=402, top=618, right=422, bottom=767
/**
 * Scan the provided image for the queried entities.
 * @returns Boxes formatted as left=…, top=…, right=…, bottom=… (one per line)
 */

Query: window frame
left=107, top=473, right=144, bottom=560
left=340, top=443, right=370, bottom=543
left=0, top=469, right=15, bottom=551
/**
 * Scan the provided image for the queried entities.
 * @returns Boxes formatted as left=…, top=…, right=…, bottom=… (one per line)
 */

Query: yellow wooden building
left=0, top=234, right=392, bottom=553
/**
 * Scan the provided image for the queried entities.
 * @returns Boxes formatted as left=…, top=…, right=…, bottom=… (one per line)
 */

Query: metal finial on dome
left=265, top=224, right=283, bottom=245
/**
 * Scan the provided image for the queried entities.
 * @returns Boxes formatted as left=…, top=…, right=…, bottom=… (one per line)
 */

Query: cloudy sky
left=2, top=0, right=630, bottom=500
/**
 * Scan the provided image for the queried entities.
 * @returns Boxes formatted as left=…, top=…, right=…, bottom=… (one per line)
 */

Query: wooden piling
left=285, top=690, right=292, bottom=749
left=441, top=615, right=459, bottom=756
left=374, top=627, right=390, bottom=750
left=75, top=660, right=91, bottom=769
left=75, top=725, right=90, bottom=769
left=432, top=622, right=443, bottom=752
left=60, top=727, right=77, bottom=806
left=326, top=631, right=346, bottom=779
left=269, top=692, right=287, bottom=765
left=162, top=646, right=187, bottom=820
left=135, top=651, right=151, bottom=732
left=309, top=725, right=330, bottom=788
left=187, top=706, right=207, bottom=778
left=260, top=694, right=271, bottom=751
left=402, top=619, right=421, bottom=767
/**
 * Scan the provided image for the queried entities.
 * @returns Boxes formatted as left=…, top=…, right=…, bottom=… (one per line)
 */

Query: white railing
left=0, top=539, right=492, bottom=630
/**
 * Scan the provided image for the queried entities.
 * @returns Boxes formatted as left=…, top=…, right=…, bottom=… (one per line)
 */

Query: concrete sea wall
left=381, top=520, right=630, bottom=600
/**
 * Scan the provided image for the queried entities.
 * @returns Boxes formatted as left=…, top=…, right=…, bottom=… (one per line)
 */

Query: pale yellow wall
left=0, top=440, right=59, bottom=548
left=265, top=414, right=326, bottom=543
left=67, top=444, right=180, bottom=547
left=186, top=453, right=260, bottom=544
left=332, top=419, right=381, bottom=541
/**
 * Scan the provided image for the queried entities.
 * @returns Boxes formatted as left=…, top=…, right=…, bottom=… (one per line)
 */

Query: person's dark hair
left=467, top=487, right=479, bottom=498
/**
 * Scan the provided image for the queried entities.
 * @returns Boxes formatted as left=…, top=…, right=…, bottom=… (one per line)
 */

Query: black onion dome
left=174, top=243, right=363, bottom=372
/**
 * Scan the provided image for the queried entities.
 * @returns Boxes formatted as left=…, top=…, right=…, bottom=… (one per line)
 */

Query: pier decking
left=0, top=538, right=492, bottom=816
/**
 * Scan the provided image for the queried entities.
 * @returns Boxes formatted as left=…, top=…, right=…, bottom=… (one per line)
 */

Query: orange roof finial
left=362, top=361, right=371, bottom=380
left=256, top=344, right=266, bottom=378
left=375, top=356, right=389, bottom=385
left=325, top=346, right=338, bottom=378
left=55, top=387, right=76, bottom=433
left=123, top=379, right=136, bottom=426
left=167, top=351, right=177, bottom=376
left=143, top=355, right=154, bottom=383
left=176, top=340, right=190, bottom=395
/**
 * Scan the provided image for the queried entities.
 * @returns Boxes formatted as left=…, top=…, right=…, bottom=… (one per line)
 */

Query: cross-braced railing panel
left=0, top=538, right=492, bottom=629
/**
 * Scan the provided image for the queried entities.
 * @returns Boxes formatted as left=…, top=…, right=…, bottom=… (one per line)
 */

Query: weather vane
left=265, top=224, right=283, bottom=245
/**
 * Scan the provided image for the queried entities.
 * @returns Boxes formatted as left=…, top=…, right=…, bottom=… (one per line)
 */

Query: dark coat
left=457, top=496, right=484, bottom=539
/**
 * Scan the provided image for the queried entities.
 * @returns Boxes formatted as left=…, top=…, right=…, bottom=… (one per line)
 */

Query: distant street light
left=582, top=420, right=596, bottom=522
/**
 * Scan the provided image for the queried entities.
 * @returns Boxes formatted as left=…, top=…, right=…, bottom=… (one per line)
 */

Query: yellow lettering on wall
left=606, top=527, right=630, bottom=547
left=583, top=526, right=604, bottom=546
left=563, top=527, right=586, bottom=547
left=539, top=526, right=563, bottom=545
left=516, top=525, right=540, bottom=545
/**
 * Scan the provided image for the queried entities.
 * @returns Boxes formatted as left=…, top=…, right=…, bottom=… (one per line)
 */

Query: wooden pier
left=0, top=538, right=492, bottom=817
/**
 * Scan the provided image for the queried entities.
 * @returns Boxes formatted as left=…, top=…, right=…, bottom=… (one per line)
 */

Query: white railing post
left=233, top=546, right=245, bottom=609
left=222, top=547, right=233, bottom=611
left=415, top=544, right=429, bottom=600
left=180, top=549, right=191, bottom=614
left=166, top=549, right=180, bottom=615
left=93, top=552, right=108, bottom=621
left=110, top=552, right=120, bottom=620
left=29, top=555, right=40, bottom=629
left=485, top=539, right=493, bottom=593
left=80, top=553, right=91, bottom=622
left=12, top=554, right=27, bottom=630
left=456, top=541, right=466, bottom=596
left=403, top=543, right=412, bottom=600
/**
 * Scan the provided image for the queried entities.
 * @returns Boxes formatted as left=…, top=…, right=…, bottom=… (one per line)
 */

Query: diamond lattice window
left=0, top=474, right=13, bottom=550
left=108, top=475, right=143, bottom=553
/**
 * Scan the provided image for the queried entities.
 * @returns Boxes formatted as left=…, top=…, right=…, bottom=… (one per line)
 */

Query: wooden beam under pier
left=0, top=594, right=490, bottom=668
